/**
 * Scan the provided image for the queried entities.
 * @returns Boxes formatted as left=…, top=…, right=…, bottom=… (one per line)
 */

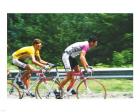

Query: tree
left=7, top=13, right=133, bottom=67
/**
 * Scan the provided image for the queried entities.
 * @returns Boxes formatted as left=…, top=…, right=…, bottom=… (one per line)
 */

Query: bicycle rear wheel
left=7, top=82, right=22, bottom=99
left=35, top=78, right=61, bottom=99
left=76, top=78, right=107, bottom=99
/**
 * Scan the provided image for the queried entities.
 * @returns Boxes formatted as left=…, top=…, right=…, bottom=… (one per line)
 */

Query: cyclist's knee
left=23, top=71, right=31, bottom=78
left=24, top=64, right=34, bottom=75
left=27, top=74, right=31, bottom=79
left=25, top=64, right=34, bottom=70
left=73, top=65, right=80, bottom=72
left=67, top=72, right=74, bottom=79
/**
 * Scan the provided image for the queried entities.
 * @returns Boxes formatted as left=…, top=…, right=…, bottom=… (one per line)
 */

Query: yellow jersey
left=12, top=46, right=40, bottom=59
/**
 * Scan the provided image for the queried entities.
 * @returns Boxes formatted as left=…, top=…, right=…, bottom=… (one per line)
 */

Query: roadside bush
left=112, top=50, right=133, bottom=67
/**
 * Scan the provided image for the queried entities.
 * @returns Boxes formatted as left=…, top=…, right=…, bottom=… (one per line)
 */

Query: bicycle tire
left=7, top=82, right=22, bottom=99
left=35, top=78, right=61, bottom=99
left=76, top=78, right=107, bottom=99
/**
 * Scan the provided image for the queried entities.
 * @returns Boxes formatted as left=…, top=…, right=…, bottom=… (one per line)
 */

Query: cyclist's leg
left=12, top=59, right=32, bottom=89
left=21, top=64, right=36, bottom=97
left=66, top=57, right=80, bottom=91
left=12, top=59, right=27, bottom=85
left=59, top=53, right=72, bottom=89
left=59, top=72, right=74, bottom=90
left=67, top=66, right=80, bottom=91
left=21, top=64, right=34, bottom=89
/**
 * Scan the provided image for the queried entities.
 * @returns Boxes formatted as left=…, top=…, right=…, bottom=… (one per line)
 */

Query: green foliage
left=95, top=63, right=110, bottom=68
left=7, top=13, right=133, bottom=67
left=112, top=50, right=133, bottom=67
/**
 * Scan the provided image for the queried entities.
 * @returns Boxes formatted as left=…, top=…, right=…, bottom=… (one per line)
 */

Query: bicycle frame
left=56, top=67, right=107, bottom=99
left=8, top=69, right=52, bottom=98
left=8, top=66, right=107, bottom=99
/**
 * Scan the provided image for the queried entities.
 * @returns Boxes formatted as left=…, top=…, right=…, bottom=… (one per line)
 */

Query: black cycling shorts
left=69, top=56, right=78, bottom=69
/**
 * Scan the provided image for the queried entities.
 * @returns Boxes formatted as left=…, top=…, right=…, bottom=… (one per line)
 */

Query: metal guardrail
left=7, top=68, right=133, bottom=80
left=93, top=68, right=133, bottom=79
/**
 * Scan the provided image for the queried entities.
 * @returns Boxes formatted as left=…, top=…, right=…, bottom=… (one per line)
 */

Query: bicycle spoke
left=76, top=78, right=107, bottom=99
left=35, top=79, right=60, bottom=99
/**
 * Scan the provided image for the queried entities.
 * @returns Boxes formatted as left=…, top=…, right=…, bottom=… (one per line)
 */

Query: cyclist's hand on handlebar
left=44, top=65, right=50, bottom=70
left=85, top=68, right=93, bottom=73
left=85, top=67, right=94, bottom=74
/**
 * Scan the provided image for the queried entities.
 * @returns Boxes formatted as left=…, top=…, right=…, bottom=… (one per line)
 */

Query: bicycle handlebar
left=88, top=66, right=94, bottom=69
left=32, top=64, right=94, bottom=75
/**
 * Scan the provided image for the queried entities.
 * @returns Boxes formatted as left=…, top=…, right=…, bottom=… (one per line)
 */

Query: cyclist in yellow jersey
left=12, top=39, right=54, bottom=97
left=12, top=46, right=40, bottom=60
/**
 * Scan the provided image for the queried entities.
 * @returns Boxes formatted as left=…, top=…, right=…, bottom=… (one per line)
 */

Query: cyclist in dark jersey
left=59, top=35, right=98, bottom=97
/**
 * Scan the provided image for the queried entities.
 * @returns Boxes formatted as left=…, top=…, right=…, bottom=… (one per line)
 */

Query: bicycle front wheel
left=7, top=82, right=22, bottom=99
left=76, top=78, right=107, bottom=99
left=35, top=78, right=61, bottom=99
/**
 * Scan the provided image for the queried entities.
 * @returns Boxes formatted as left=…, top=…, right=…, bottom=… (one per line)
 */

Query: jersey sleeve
left=35, top=50, right=40, bottom=57
left=81, top=45, right=89, bottom=53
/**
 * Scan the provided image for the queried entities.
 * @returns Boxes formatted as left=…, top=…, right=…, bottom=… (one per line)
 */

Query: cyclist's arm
left=80, top=51, right=89, bottom=70
left=31, top=55, right=46, bottom=68
left=40, top=59, right=48, bottom=65
left=35, top=55, right=48, bottom=65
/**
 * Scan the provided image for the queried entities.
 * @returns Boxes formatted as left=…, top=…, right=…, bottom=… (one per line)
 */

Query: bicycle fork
left=83, top=79, right=92, bottom=94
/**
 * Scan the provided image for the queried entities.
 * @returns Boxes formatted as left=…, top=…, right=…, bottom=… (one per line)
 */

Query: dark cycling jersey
left=64, top=41, right=90, bottom=58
